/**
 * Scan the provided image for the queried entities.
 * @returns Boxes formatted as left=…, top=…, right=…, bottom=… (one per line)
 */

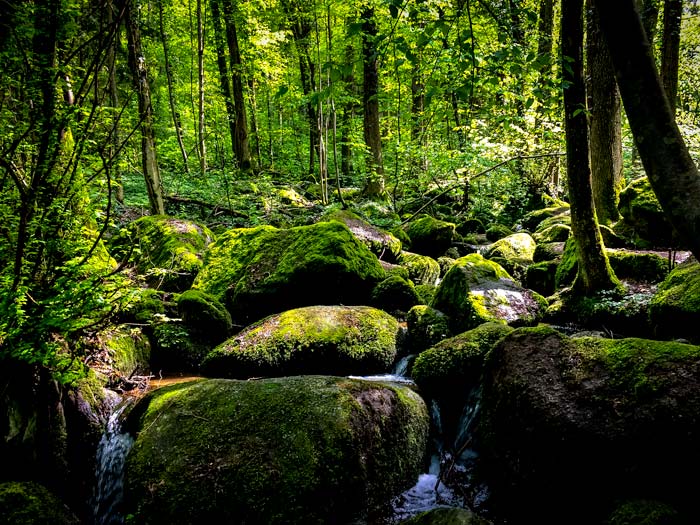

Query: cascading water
left=93, top=398, right=135, bottom=525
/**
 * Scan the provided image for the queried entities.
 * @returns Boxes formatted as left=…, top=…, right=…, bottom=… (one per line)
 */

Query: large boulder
left=431, top=254, right=545, bottom=333
left=201, top=306, right=402, bottom=378
left=473, top=326, right=700, bottom=524
left=325, top=209, right=402, bottom=261
left=518, top=204, right=570, bottom=231
left=406, top=305, right=452, bottom=353
left=617, top=177, right=676, bottom=248
left=0, top=481, right=79, bottom=524
left=177, top=289, right=232, bottom=344
left=371, top=276, right=422, bottom=317
left=193, top=222, right=385, bottom=325
left=484, top=233, right=536, bottom=262
left=124, top=376, right=429, bottom=524
left=402, top=216, right=456, bottom=258
left=649, top=259, right=700, bottom=342
left=398, top=251, right=441, bottom=286
left=98, top=325, right=151, bottom=378
left=110, top=215, right=214, bottom=291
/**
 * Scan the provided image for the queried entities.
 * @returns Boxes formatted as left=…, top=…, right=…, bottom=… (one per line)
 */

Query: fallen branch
left=165, top=194, right=249, bottom=219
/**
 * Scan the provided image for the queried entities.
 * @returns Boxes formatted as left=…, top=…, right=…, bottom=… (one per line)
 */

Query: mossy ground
left=0, top=481, right=79, bottom=524
left=124, top=376, right=429, bottom=524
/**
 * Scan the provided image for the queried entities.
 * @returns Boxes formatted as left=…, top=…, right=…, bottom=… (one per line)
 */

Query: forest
left=1, top=0, right=700, bottom=523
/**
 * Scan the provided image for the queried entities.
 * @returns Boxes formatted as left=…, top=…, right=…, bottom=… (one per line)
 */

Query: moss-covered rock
left=437, top=256, right=456, bottom=277
left=525, top=260, right=558, bottom=297
left=412, top=322, right=513, bottom=402
left=533, top=223, right=571, bottom=244
left=484, top=224, right=513, bottom=242
left=124, top=376, right=429, bottom=524
left=110, top=215, right=214, bottom=292
left=556, top=240, right=669, bottom=289
left=533, top=241, right=565, bottom=263
left=124, top=288, right=166, bottom=323
left=402, top=216, right=456, bottom=258
left=406, top=305, right=452, bottom=353
left=150, top=320, right=210, bottom=373
left=177, top=289, right=232, bottom=343
left=649, top=260, right=700, bottom=342
left=606, top=500, right=683, bottom=525
left=432, top=254, right=545, bottom=333
left=618, top=177, right=676, bottom=248
left=518, top=204, right=570, bottom=231
left=415, top=284, right=437, bottom=305
left=457, top=218, right=486, bottom=235
left=400, top=507, right=492, bottom=524
left=474, top=326, right=700, bottom=523
left=99, top=325, right=151, bottom=377
left=484, top=232, right=536, bottom=262
left=381, top=261, right=411, bottom=281
left=371, top=276, right=421, bottom=317
left=193, top=221, right=385, bottom=325
left=398, top=251, right=441, bottom=286
left=201, top=306, right=402, bottom=378
left=325, top=209, right=402, bottom=261
left=0, top=482, right=79, bottom=525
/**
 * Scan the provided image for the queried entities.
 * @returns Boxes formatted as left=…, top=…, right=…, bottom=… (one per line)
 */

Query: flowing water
left=93, top=398, right=135, bottom=525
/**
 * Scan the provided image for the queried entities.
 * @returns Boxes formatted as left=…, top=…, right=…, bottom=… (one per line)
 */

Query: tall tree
left=594, top=0, right=700, bottom=259
left=220, top=0, right=252, bottom=170
left=197, top=0, right=207, bottom=173
left=361, top=6, right=384, bottom=196
left=562, top=0, right=619, bottom=293
left=586, top=0, right=622, bottom=224
left=124, top=0, right=165, bottom=215
left=660, top=0, right=682, bottom=113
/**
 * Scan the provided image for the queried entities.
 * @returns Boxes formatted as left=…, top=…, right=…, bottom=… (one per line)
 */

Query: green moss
left=110, top=215, right=214, bottom=292
left=618, top=177, right=676, bottom=247
left=402, top=216, right=455, bottom=258
left=201, top=306, right=401, bottom=378
left=533, top=241, right=565, bottom=263
left=126, top=288, right=166, bottom=323
left=485, top=233, right=536, bottom=262
left=124, top=376, right=429, bottom=524
left=649, top=260, right=700, bottom=341
left=519, top=205, right=570, bottom=231
left=412, top=322, right=514, bottom=398
left=571, top=336, right=700, bottom=401
left=177, top=289, right=232, bottom=342
left=607, top=499, right=682, bottom=525
left=101, top=325, right=151, bottom=377
left=0, top=481, right=79, bottom=524
left=555, top=237, right=578, bottom=288
left=75, top=368, right=108, bottom=415
left=457, top=218, right=486, bottom=235
left=485, top=223, right=513, bottom=242
left=371, top=276, right=421, bottom=316
left=398, top=251, right=441, bottom=286
left=437, top=256, right=456, bottom=277
left=415, top=284, right=437, bottom=305
left=533, top=223, right=571, bottom=244
left=536, top=212, right=571, bottom=231
left=608, top=250, right=668, bottom=283
left=406, top=305, right=452, bottom=352
left=392, top=227, right=413, bottom=250
left=525, top=260, right=558, bottom=297
left=193, top=222, right=385, bottom=324
left=383, top=263, right=411, bottom=281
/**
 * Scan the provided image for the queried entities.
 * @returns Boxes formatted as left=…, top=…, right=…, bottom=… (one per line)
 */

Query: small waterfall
left=391, top=354, right=414, bottom=377
left=93, top=399, right=135, bottom=525
left=347, top=354, right=417, bottom=386
left=391, top=401, right=461, bottom=522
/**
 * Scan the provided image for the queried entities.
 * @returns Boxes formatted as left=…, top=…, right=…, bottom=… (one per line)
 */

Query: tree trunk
left=562, top=0, right=619, bottom=293
left=124, top=0, right=165, bottom=215
left=586, top=0, right=622, bottom=224
left=221, top=0, right=252, bottom=170
left=638, top=0, right=661, bottom=43
left=361, top=7, right=384, bottom=196
left=197, top=0, right=207, bottom=174
left=107, top=0, right=125, bottom=203
left=159, top=0, right=190, bottom=175
left=594, top=0, right=700, bottom=258
left=660, top=0, right=682, bottom=113
left=340, top=28, right=355, bottom=178
left=210, top=0, right=237, bottom=162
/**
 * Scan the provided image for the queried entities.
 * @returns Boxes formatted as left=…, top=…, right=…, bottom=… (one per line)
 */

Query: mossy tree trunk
left=586, top=0, right=622, bottom=225
left=594, top=0, right=700, bottom=259
left=562, top=0, right=620, bottom=294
